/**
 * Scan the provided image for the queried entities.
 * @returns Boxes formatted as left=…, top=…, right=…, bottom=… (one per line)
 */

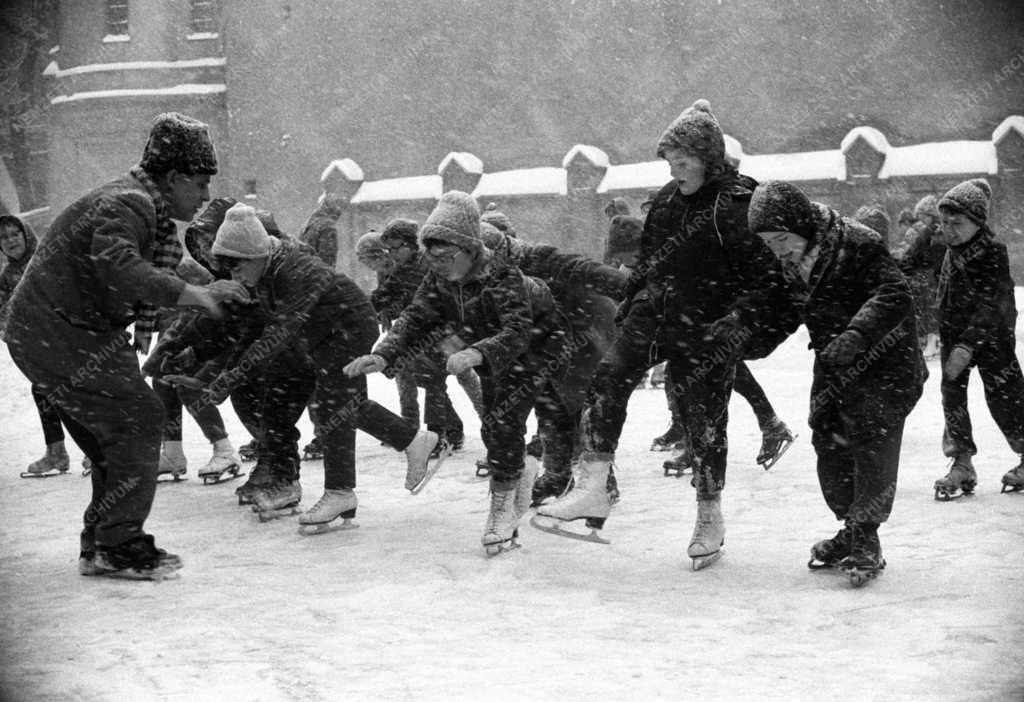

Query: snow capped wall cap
left=562, top=144, right=610, bottom=169
left=42, top=61, right=59, bottom=76
left=992, top=115, right=1024, bottom=146
left=841, top=126, right=891, bottom=155
left=438, top=152, right=483, bottom=176
left=320, top=158, right=364, bottom=184
left=723, top=134, right=745, bottom=167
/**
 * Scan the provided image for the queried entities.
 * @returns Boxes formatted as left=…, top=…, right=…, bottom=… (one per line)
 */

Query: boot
left=235, top=459, right=273, bottom=505
left=92, top=534, right=183, bottom=580
left=650, top=423, right=686, bottom=452
left=534, top=453, right=612, bottom=524
left=838, top=522, right=885, bottom=586
left=299, top=488, right=358, bottom=525
left=23, top=441, right=70, bottom=477
left=688, top=496, right=725, bottom=570
left=158, top=441, right=187, bottom=480
left=252, top=479, right=302, bottom=519
left=482, top=486, right=519, bottom=554
left=1002, top=457, right=1024, bottom=493
left=934, top=455, right=976, bottom=500
left=198, top=439, right=241, bottom=481
left=302, top=436, right=324, bottom=460
left=531, top=469, right=571, bottom=507
left=808, top=521, right=853, bottom=569
left=404, top=430, right=440, bottom=492
left=756, top=418, right=795, bottom=469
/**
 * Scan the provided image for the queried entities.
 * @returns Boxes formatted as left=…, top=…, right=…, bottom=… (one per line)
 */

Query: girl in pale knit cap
left=931, top=178, right=1024, bottom=496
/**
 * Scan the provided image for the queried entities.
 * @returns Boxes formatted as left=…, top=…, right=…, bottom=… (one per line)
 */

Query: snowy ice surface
left=2, top=296, right=1024, bottom=701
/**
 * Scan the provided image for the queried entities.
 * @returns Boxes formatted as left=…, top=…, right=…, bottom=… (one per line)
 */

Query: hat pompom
left=691, top=99, right=712, bottom=113
left=968, top=178, right=992, bottom=200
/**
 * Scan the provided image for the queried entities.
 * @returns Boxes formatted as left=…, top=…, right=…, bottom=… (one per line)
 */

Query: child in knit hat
left=345, top=190, right=571, bottom=554
left=749, top=180, right=926, bottom=585
left=174, top=202, right=442, bottom=528
left=932, top=178, right=1024, bottom=496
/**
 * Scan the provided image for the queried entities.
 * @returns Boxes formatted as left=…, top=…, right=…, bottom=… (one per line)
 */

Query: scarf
left=129, top=165, right=183, bottom=353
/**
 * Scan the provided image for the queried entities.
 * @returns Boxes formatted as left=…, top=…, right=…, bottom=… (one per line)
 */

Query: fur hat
left=605, top=215, right=643, bottom=256
left=656, top=99, right=725, bottom=168
left=938, top=178, right=992, bottom=226
left=356, top=231, right=387, bottom=258
left=481, top=203, right=515, bottom=237
left=854, top=205, right=891, bottom=243
left=140, top=112, right=218, bottom=176
left=419, top=191, right=483, bottom=255
left=748, top=181, right=819, bottom=240
left=913, top=194, right=939, bottom=221
left=211, top=203, right=271, bottom=259
left=381, top=218, right=419, bottom=246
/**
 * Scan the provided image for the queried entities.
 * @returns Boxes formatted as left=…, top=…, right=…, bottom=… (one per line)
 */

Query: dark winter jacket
left=798, top=207, right=926, bottom=430
left=374, top=249, right=565, bottom=379
left=898, top=223, right=945, bottom=278
left=625, top=171, right=795, bottom=358
left=490, top=234, right=628, bottom=303
left=210, top=238, right=375, bottom=395
left=2, top=173, right=186, bottom=377
left=0, top=214, right=38, bottom=319
left=298, top=198, right=342, bottom=269
left=937, top=225, right=1018, bottom=349
left=371, top=253, right=430, bottom=322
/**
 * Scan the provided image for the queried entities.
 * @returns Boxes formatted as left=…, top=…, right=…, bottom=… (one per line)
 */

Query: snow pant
left=665, top=360, right=777, bottom=432
left=811, top=407, right=904, bottom=524
left=9, top=338, right=162, bottom=550
left=940, top=331, right=1024, bottom=457
left=404, top=351, right=465, bottom=437
left=229, top=356, right=316, bottom=483
left=153, top=373, right=228, bottom=444
left=394, top=368, right=421, bottom=426
left=583, top=304, right=735, bottom=498
left=310, top=325, right=420, bottom=491
left=909, top=269, right=939, bottom=337
left=32, top=384, right=65, bottom=444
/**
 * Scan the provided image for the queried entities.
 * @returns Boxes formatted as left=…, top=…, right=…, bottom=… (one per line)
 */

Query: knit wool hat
left=853, top=205, right=890, bottom=242
left=381, top=218, right=419, bottom=246
left=479, top=221, right=506, bottom=251
left=606, top=215, right=643, bottom=255
left=656, top=99, right=725, bottom=168
left=356, top=231, right=387, bottom=258
left=140, top=112, right=218, bottom=176
left=938, top=178, right=992, bottom=226
left=913, top=194, right=939, bottom=221
left=481, top=203, right=515, bottom=237
left=211, top=203, right=271, bottom=259
left=419, top=191, right=483, bottom=255
left=748, top=181, right=819, bottom=240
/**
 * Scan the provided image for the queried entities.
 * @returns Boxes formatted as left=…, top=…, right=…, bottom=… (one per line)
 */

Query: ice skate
left=298, top=488, right=359, bottom=535
left=20, top=442, right=71, bottom=478
left=650, top=423, right=685, bottom=452
left=157, top=442, right=188, bottom=482
left=482, top=457, right=538, bottom=556
left=934, top=456, right=976, bottom=500
left=663, top=442, right=693, bottom=477
left=235, top=460, right=272, bottom=505
left=405, top=430, right=448, bottom=494
left=530, top=468, right=571, bottom=507
left=1001, top=458, right=1024, bottom=493
left=238, top=439, right=260, bottom=462
left=251, top=480, right=302, bottom=522
left=198, top=442, right=243, bottom=485
left=301, top=436, right=323, bottom=461
left=532, top=454, right=612, bottom=544
left=808, top=522, right=852, bottom=570
left=433, top=430, right=464, bottom=459
left=922, top=333, right=940, bottom=361
left=837, top=523, right=885, bottom=587
left=757, top=419, right=796, bottom=470
left=89, top=535, right=183, bottom=581
left=688, top=496, right=725, bottom=571
left=475, top=459, right=490, bottom=478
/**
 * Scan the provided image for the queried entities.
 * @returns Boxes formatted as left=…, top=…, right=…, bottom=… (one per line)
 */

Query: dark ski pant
left=153, top=372, right=228, bottom=444
left=811, top=405, right=904, bottom=525
left=404, top=351, right=465, bottom=437
left=940, top=332, right=1024, bottom=457
left=311, top=326, right=419, bottom=491
left=664, top=360, right=777, bottom=432
left=32, top=384, right=65, bottom=445
left=10, top=340, right=162, bottom=550
left=583, top=315, right=735, bottom=498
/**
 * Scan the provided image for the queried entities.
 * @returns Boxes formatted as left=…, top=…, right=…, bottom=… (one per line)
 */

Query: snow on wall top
left=597, top=161, right=669, bottom=193
left=841, top=126, right=891, bottom=154
left=562, top=144, right=609, bottom=169
left=993, top=115, right=1024, bottom=145
left=880, top=141, right=997, bottom=177
left=47, top=57, right=226, bottom=79
left=320, top=159, right=364, bottom=184
left=741, top=150, right=846, bottom=182
left=51, top=84, right=226, bottom=105
left=352, top=175, right=442, bottom=204
left=475, top=168, right=566, bottom=197
left=438, top=152, right=483, bottom=175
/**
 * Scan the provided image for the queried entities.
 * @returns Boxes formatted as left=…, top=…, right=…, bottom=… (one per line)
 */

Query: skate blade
left=663, top=463, right=692, bottom=477
left=484, top=538, right=521, bottom=557
left=691, top=549, right=723, bottom=571
left=933, top=487, right=973, bottom=501
left=20, top=469, right=71, bottom=478
left=253, top=506, right=301, bottom=522
left=650, top=442, right=676, bottom=452
left=199, top=467, right=244, bottom=485
left=157, top=473, right=188, bottom=483
left=758, top=434, right=798, bottom=470
left=1001, top=483, right=1023, bottom=493
left=91, top=564, right=182, bottom=581
left=529, top=514, right=610, bottom=545
left=408, top=444, right=453, bottom=495
left=298, top=518, right=358, bottom=536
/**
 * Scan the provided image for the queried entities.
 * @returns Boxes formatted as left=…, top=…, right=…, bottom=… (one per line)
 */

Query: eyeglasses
left=213, top=255, right=246, bottom=271
left=423, top=246, right=462, bottom=264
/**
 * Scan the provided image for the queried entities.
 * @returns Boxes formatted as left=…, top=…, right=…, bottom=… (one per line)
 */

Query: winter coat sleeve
left=843, top=239, right=915, bottom=348
left=954, top=240, right=1016, bottom=349
left=373, top=276, right=446, bottom=367
left=522, top=244, right=627, bottom=301
left=468, top=268, right=536, bottom=376
left=90, top=191, right=186, bottom=308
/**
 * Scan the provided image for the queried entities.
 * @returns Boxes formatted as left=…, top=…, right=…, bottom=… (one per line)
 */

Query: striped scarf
left=130, top=165, right=183, bottom=353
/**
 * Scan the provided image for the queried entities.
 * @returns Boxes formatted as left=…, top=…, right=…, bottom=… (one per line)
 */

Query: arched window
left=105, top=0, right=129, bottom=36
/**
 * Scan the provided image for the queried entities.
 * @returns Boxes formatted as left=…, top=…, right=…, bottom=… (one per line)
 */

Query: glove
left=820, top=329, right=866, bottom=365
left=944, top=344, right=973, bottom=378
left=446, top=348, right=484, bottom=376
left=706, top=311, right=745, bottom=347
left=343, top=353, right=387, bottom=377
left=162, top=374, right=205, bottom=391
left=161, top=347, right=197, bottom=374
